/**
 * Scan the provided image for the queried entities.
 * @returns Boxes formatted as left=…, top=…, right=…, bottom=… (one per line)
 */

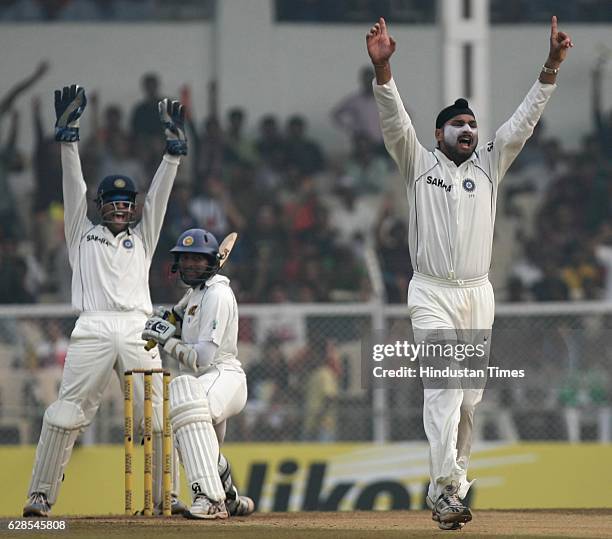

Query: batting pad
left=169, top=376, right=225, bottom=501
left=28, top=400, right=85, bottom=505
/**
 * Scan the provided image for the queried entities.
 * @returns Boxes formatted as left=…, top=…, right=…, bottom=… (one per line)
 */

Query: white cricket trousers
left=408, top=272, right=494, bottom=502
left=28, top=312, right=163, bottom=504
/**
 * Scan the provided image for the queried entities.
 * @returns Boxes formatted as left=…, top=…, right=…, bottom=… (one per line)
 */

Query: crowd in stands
left=0, top=58, right=611, bottom=307
left=504, top=54, right=612, bottom=302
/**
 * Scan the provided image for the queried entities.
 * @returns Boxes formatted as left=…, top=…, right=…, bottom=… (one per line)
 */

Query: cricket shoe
left=226, top=495, right=255, bottom=516
left=185, top=494, right=229, bottom=520
left=431, top=483, right=472, bottom=529
left=23, top=492, right=51, bottom=517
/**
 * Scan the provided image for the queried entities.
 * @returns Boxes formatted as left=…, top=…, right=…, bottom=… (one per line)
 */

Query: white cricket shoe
left=431, top=483, right=472, bottom=529
left=185, top=495, right=228, bottom=520
left=226, top=495, right=255, bottom=516
left=23, top=492, right=51, bottom=517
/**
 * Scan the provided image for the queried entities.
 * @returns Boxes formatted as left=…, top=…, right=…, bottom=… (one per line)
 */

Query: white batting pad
left=28, top=400, right=85, bottom=505
left=169, top=376, right=224, bottom=501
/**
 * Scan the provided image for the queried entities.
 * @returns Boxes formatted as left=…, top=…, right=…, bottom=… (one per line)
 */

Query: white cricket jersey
left=180, top=275, right=241, bottom=370
left=373, top=78, right=556, bottom=281
left=61, top=143, right=179, bottom=314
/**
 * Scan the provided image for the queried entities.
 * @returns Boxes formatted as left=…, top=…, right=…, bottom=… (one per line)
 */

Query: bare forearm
left=373, top=61, right=392, bottom=85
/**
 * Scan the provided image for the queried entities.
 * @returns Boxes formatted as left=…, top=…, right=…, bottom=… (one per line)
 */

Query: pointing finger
left=379, top=17, right=387, bottom=36
left=550, top=15, right=557, bottom=38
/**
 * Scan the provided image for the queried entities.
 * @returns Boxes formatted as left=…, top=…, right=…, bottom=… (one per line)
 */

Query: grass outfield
left=2, top=510, right=612, bottom=538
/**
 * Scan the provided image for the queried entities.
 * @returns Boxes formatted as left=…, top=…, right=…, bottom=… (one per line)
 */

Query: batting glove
left=54, top=84, right=87, bottom=142
left=158, top=98, right=187, bottom=156
left=142, top=316, right=177, bottom=346
left=153, top=306, right=183, bottom=337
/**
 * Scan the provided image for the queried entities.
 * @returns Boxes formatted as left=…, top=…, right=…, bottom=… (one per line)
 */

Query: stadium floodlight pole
left=439, top=0, right=490, bottom=140
left=365, top=246, right=389, bottom=443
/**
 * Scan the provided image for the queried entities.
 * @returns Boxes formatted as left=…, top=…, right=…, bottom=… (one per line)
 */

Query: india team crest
left=122, top=238, right=133, bottom=249
left=114, top=178, right=126, bottom=189
left=462, top=178, right=476, bottom=193
left=182, top=235, right=194, bottom=247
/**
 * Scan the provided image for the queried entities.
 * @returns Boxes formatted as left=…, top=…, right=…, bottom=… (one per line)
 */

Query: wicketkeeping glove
left=158, top=98, right=187, bottom=156
left=142, top=316, right=177, bottom=346
left=54, top=84, right=87, bottom=142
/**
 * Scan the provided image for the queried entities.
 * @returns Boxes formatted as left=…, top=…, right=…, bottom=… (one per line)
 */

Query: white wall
left=0, top=9, right=610, bottom=156
left=0, top=23, right=212, bottom=150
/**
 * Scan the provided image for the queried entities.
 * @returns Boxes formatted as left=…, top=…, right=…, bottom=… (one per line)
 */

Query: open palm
left=366, top=17, right=396, bottom=65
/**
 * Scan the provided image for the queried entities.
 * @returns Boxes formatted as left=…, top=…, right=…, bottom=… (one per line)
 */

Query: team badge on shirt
left=122, top=238, right=134, bottom=249
left=188, top=305, right=198, bottom=316
left=462, top=178, right=476, bottom=193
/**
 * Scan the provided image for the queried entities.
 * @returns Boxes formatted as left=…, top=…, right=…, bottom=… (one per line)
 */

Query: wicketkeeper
left=366, top=15, right=572, bottom=530
left=142, top=228, right=254, bottom=519
left=23, top=85, right=188, bottom=517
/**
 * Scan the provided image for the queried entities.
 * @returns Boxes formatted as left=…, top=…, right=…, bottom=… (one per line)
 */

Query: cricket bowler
left=366, top=15, right=573, bottom=530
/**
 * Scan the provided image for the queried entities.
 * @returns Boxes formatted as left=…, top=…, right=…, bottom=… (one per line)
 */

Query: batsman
left=366, top=15, right=572, bottom=530
left=142, top=228, right=254, bottom=519
left=23, top=84, right=188, bottom=517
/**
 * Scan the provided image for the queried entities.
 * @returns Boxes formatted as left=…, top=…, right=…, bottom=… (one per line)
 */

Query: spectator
left=343, top=131, right=388, bottom=194
left=255, top=114, right=284, bottom=165
left=302, top=339, right=340, bottom=441
left=331, top=65, right=384, bottom=150
left=224, top=107, right=257, bottom=167
left=283, top=115, right=325, bottom=176
left=532, top=264, right=570, bottom=301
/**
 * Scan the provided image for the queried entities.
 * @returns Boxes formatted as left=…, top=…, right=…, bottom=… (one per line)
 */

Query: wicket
left=124, top=369, right=172, bottom=516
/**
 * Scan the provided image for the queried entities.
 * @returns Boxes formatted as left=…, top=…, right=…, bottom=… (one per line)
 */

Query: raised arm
left=0, top=61, right=48, bottom=118
left=492, top=16, right=573, bottom=180
left=366, top=17, right=423, bottom=183
left=54, top=85, right=90, bottom=253
left=138, top=99, right=187, bottom=255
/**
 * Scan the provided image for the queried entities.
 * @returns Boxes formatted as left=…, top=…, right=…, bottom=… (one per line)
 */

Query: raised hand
left=366, top=17, right=396, bottom=66
left=54, top=84, right=87, bottom=142
left=158, top=98, right=187, bottom=156
left=547, top=15, right=573, bottom=67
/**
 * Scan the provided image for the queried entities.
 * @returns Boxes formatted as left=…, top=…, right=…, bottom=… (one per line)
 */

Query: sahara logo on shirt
left=426, top=176, right=452, bottom=192
left=86, top=234, right=111, bottom=246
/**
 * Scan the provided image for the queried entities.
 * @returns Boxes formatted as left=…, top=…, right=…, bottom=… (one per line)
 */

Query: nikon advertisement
left=3, top=442, right=611, bottom=515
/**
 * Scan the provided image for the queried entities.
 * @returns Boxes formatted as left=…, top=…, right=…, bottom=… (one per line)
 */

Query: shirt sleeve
left=136, top=154, right=179, bottom=256
left=372, top=77, right=425, bottom=188
left=197, top=283, right=234, bottom=346
left=489, top=80, right=556, bottom=183
left=61, top=143, right=91, bottom=265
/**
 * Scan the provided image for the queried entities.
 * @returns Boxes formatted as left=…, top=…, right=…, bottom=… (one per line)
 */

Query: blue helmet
left=96, top=175, right=138, bottom=228
left=96, top=175, right=137, bottom=205
left=170, top=229, right=220, bottom=286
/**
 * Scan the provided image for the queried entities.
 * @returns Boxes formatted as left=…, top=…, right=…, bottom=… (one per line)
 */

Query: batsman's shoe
left=23, top=493, right=51, bottom=517
left=170, top=495, right=189, bottom=516
left=432, top=483, right=472, bottom=527
left=226, top=495, right=255, bottom=517
left=185, top=495, right=228, bottom=520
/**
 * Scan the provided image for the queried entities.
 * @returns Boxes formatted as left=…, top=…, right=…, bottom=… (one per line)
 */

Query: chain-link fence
left=0, top=302, right=610, bottom=445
